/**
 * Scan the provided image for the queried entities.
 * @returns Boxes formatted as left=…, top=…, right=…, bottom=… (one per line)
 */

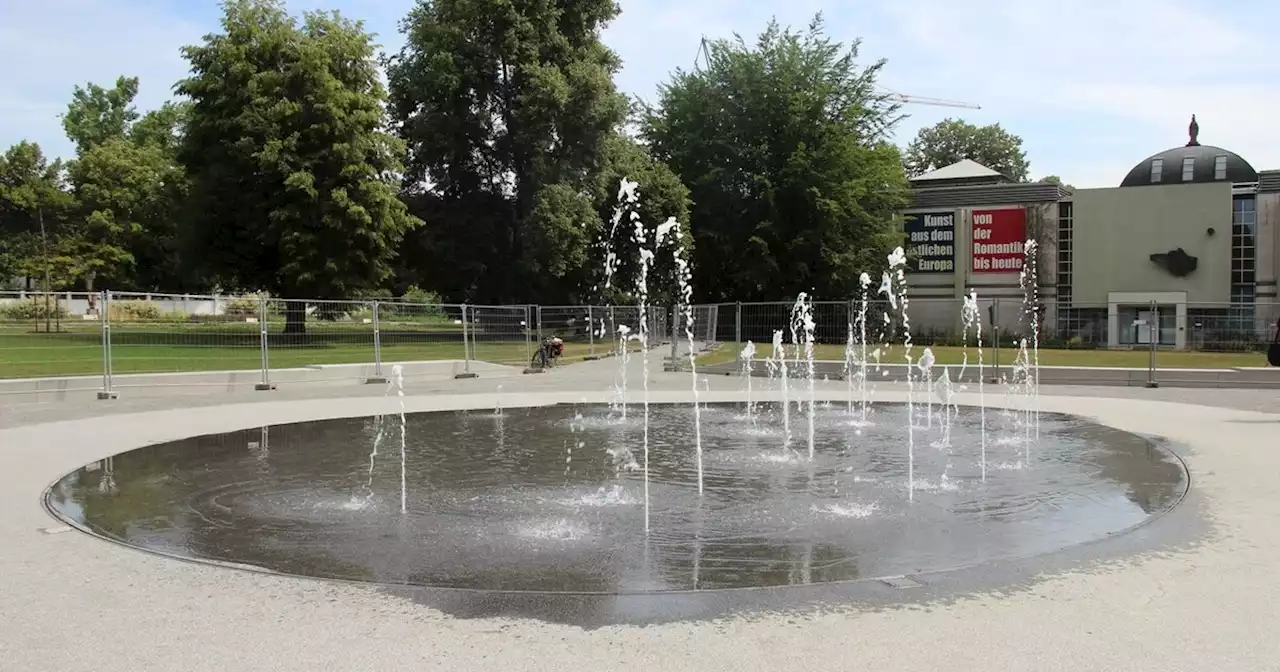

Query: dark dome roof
left=1120, top=116, right=1257, bottom=187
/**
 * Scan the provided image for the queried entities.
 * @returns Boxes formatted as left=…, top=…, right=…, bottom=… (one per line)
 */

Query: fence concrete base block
left=454, top=372, right=478, bottom=379
left=364, top=377, right=388, bottom=385
left=522, top=368, right=545, bottom=375
left=1146, top=382, right=1160, bottom=389
left=254, top=383, right=276, bottom=391
left=584, top=355, right=601, bottom=361
left=95, top=391, right=118, bottom=400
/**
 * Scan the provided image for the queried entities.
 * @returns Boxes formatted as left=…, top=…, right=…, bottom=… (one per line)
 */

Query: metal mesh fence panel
left=102, top=292, right=266, bottom=388
left=259, top=298, right=376, bottom=385
left=375, top=301, right=466, bottom=372
left=0, top=291, right=103, bottom=389
left=1050, top=302, right=1109, bottom=349
left=468, top=305, right=533, bottom=367
left=15, top=283, right=1280, bottom=398
left=1184, top=302, right=1280, bottom=353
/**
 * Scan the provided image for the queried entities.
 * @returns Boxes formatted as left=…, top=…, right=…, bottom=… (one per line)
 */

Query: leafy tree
left=66, top=138, right=187, bottom=290
left=1038, top=174, right=1074, bottom=190
left=177, top=0, right=419, bottom=332
left=0, top=142, right=75, bottom=288
left=131, top=101, right=193, bottom=157
left=386, top=0, right=631, bottom=303
left=643, top=16, right=909, bottom=302
left=904, top=119, right=1030, bottom=181
left=59, top=77, right=191, bottom=290
left=60, top=76, right=142, bottom=155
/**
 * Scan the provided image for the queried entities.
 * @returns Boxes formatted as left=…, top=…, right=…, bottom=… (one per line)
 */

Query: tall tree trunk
left=283, top=300, right=307, bottom=335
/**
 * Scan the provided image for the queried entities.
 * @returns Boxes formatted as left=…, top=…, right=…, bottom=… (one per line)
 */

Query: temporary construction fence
left=2, top=291, right=1278, bottom=397
left=0, top=292, right=672, bottom=397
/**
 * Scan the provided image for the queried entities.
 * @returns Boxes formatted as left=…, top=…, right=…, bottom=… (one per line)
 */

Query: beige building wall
left=1257, top=191, right=1280, bottom=308
left=1071, top=183, right=1233, bottom=306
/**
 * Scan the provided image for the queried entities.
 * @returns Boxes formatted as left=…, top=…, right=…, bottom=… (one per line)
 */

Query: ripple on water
left=46, top=402, right=1187, bottom=593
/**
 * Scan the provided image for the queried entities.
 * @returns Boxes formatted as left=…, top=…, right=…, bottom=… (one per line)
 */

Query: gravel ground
left=2, top=358, right=1278, bottom=671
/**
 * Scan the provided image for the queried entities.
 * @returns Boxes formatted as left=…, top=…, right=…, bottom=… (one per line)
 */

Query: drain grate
left=880, top=575, right=924, bottom=589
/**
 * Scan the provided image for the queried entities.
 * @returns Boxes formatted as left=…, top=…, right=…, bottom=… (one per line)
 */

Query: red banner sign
left=971, top=208, right=1026, bottom=273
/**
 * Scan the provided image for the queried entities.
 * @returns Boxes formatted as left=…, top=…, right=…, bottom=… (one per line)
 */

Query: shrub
left=398, top=285, right=444, bottom=318
left=108, top=300, right=162, bottom=321
left=0, top=297, right=70, bottom=321
left=223, top=295, right=263, bottom=318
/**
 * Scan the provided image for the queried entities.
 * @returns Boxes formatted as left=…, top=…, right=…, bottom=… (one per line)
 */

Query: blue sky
left=2, top=0, right=1277, bottom=188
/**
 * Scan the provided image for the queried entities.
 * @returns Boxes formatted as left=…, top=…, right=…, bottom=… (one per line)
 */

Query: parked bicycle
left=531, top=336, right=564, bottom=369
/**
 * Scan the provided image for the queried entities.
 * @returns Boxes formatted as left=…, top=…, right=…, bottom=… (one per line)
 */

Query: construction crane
left=879, top=88, right=981, bottom=110
left=693, top=37, right=981, bottom=110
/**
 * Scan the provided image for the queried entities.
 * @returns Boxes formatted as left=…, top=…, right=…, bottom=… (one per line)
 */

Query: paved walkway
left=2, top=356, right=1279, bottom=670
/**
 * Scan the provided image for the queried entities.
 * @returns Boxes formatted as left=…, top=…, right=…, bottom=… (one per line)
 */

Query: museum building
left=902, top=116, right=1280, bottom=350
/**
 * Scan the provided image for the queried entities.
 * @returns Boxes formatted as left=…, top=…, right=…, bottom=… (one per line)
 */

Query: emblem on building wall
left=1149, top=248, right=1198, bottom=277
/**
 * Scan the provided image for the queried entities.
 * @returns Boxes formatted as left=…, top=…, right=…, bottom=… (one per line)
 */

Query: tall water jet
left=1022, top=238, right=1042, bottom=441
left=740, top=341, right=757, bottom=421
left=1010, top=337, right=1033, bottom=458
left=857, top=272, right=873, bottom=424
left=918, top=346, right=936, bottom=429
left=935, top=366, right=955, bottom=448
left=613, top=325, right=631, bottom=420
left=962, top=290, right=987, bottom=480
left=628, top=187, right=654, bottom=534
left=660, top=217, right=704, bottom=495
left=791, top=293, right=817, bottom=459
left=881, top=247, right=914, bottom=500
left=769, top=329, right=790, bottom=446
left=601, top=180, right=639, bottom=427
left=364, top=376, right=394, bottom=500
left=843, top=320, right=856, bottom=416
left=391, top=364, right=407, bottom=514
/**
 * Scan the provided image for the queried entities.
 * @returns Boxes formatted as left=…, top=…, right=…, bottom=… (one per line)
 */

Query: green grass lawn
left=0, top=318, right=617, bottom=379
left=696, top=342, right=1268, bottom=369
left=5, top=316, right=1268, bottom=380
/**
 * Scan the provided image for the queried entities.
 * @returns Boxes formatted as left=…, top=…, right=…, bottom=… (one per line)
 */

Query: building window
left=1231, top=194, right=1257, bottom=331
left=1214, top=155, right=1228, bottom=180
left=1150, top=158, right=1163, bottom=182
left=1056, top=200, right=1073, bottom=310
left=1182, top=156, right=1195, bottom=181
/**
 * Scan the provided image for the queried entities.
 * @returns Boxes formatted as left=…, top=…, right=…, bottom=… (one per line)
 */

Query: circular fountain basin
left=45, top=403, right=1186, bottom=594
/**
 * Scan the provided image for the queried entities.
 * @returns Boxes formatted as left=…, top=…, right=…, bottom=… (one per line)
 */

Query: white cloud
left=2, top=0, right=1276, bottom=189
